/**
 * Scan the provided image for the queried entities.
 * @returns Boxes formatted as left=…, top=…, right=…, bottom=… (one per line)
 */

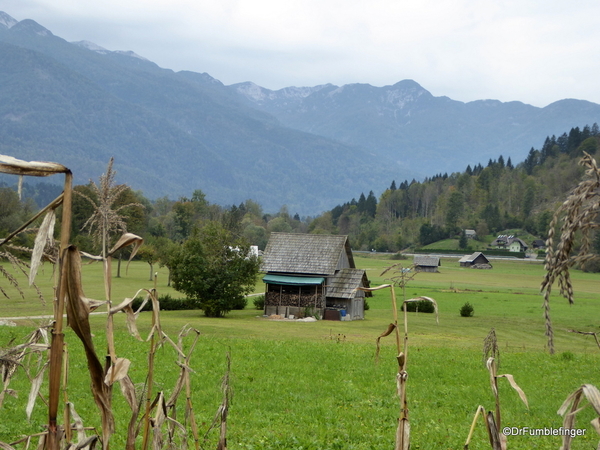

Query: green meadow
left=1, top=255, right=599, bottom=449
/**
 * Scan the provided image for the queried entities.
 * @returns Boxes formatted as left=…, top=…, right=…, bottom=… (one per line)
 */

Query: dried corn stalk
left=464, top=357, right=528, bottom=450
left=358, top=284, right=437, bottom=450
left=76, top=158, right=143, bottom=259
left=541, top=152, right=600, bottom=354
left=0, top=156, right=211, bottom=450
left=0, top=155, right=73, bottom=450
left=0, top=327, right=49, bottom=411
left=557, top=384, right=600, bottom=450
left=63, top=246, right=115, bottom=447
left=204, top=352, right=232, bottom=450
left=483, top=328, right=499, bottom=367
left=164, top=327, right=201, bottom=450
left=566, top=329, right=600, bottom=351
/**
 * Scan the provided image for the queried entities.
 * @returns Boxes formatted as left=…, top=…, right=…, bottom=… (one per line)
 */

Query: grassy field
left=1, top=255, right=599, bottom=449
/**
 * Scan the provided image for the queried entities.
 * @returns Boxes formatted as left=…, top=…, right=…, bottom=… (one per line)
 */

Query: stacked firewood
left=265, top=292, right=324, bottom=308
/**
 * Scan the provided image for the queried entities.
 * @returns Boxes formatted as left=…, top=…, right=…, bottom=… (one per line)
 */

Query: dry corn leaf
left=405, top=296, right=439, bottom=325
left=151, top=392, right=168, bottom=450
left=119, top=375, right=139, bottom=450
left=146, top=290, right=162, bottom=342
left=29, top=211, right=55, bottom=286
left=395, top=418, right=409, bottom=450
left=65, top=436, right=99, bottom=450
left=104, top=357, right=131, bottom=386
left=558, top=383, right=600, bottom=450
left=486, top=357, right=498, bottom=398
left=26, top=363, right=47, bottom=420
left=108, top=233, right=143, bottom=273
left=108, top=289, right=149, bottom=340
left=166, top=330, right=200, bottom=409
left=464, top=405, right=487, bottom=449
left=79, top=252, right=104, bottom=261
left=591, top=417, right=600, bottom=435
left=37, top=433, right=46, bottom=449
left=63, top=246, right=114, bottom=445
left=497, top=374, right=529, bottom=409
left=0, top=155, right=69, bottom=177
left=68, top=402, right=88, bottom=444
left=160, top=332, right=186, bottom=360
left=485, top=411, right=504, bottom=450
left=376, top=322, right=397, bottom=359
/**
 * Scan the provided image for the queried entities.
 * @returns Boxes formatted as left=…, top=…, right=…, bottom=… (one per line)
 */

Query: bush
left=131, top=294, right=195, bottom=311
left=460, top=302, right=474, bottom=317
left=253, top=295, right=265, bottom=310
left=581, top=258, right=600, bottom=273
left=404, top=299, right=435, bottom=313
left=231, top=296, right=248, bottom=310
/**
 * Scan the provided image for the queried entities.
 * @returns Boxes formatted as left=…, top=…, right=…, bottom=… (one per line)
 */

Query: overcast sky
left=2, top=0, right=600, bottom=107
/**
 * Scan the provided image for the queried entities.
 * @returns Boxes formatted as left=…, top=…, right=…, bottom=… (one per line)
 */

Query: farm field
left=1, top=254, right=599, bottom=449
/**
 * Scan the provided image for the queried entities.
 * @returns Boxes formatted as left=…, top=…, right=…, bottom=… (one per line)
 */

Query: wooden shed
left=413, top=255, right=441, bottom=272
left=459, top=252, right=491, bottom=268
left=261, top=233, right=370, bottom=320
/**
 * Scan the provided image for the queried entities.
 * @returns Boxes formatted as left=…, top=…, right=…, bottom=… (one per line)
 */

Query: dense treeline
left=1, top=124, right=599, bottom=267
left=312, top=123, right=600, bottom=252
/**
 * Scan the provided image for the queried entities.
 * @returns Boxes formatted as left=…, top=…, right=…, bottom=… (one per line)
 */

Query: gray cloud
left=2, top=0, right=600, bottom=107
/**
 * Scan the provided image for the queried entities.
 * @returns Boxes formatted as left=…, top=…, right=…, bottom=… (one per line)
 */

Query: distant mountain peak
left=71, top=40, right=110, bottom=54
left=0, top=11, right=17, bottom=29
left=233, top=81, right=335, bottom=103
left=71, top=40, right=148, bottom=61
left=11, top=19, right=53, bottom=37
left=113, top=50, right=148, bottom=61
left=391, top=79, right=423, bottom=89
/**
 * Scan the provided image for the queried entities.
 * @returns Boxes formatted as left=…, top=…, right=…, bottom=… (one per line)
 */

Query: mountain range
left=2, top=11, right=600, bottom=215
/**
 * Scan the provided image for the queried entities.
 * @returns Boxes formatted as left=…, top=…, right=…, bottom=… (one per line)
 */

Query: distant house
left=414, top=255, right=441, bottom=273
left=491, top=235, right=529, bottom=252
left=532, top=239, right=546, bottom=249
left=465, top=229, right=477, bottom=239
left=459, top=252, right=491, bottom=268
left=261, top=233, right=370, bottom=320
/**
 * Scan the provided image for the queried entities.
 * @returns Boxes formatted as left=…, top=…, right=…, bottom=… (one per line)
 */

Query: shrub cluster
left=131, top=294, right=196, bottom=312
left=253, top=295, right=265, bottom=310
left=404, top=299, right=435, bottom=313
left=460, top=302, right=474, bottom=317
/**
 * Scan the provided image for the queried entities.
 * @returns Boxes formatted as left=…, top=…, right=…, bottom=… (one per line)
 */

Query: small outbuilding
left=413, top=255, right=441, bottom=273
left=465, top=229, right=477, bottom=239
left=459, top=252, right=491, bottom=268
left=261, top=233, right=371, bottom=320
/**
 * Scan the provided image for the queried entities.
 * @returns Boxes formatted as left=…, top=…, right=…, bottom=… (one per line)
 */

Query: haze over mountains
left=2, top=11, right=600, bottom=215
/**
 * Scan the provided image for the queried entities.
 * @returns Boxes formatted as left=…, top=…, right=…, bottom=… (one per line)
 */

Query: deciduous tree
left=171, top=221, right=259, bottom=317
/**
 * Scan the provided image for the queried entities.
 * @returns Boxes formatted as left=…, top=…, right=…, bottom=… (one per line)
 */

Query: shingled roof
left=459, top=252, right=489, bottom=264
left=261, top=233, right=355, bottom=275
left=414, top=255, right=440, bottom=267
left=327, top=268, right=369, bottom=299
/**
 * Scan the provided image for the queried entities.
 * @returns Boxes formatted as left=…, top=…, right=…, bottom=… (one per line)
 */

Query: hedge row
left=412, top=248, right=526, bottom=258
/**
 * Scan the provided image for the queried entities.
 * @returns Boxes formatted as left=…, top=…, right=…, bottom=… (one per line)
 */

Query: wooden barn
left=261, top=233, right=370, bottom=320
left=413, top=255, right=441, bottom=272
left=459, top=252, right=491, bottom=268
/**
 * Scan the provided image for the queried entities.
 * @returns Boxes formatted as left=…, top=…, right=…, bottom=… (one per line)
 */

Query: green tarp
left=262, top=274, right=325, bottom=286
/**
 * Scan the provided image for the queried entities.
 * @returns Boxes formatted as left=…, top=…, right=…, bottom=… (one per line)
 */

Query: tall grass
left=2, top=326, right=599, bottom=449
